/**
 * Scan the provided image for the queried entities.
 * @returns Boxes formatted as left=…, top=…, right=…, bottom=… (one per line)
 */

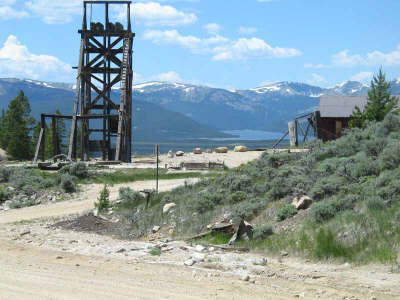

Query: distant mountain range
left=0, top=78, right=399, bottom=140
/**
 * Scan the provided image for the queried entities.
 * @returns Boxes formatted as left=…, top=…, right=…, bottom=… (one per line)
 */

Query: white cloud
left=238, top=26, right=258, bottom=35
left=151, top=71, right=183, bottom=82
left=332, top=46, right=400, bottom=67
left=349, top=71, right=373, bottom=82
left=304, top=63, right=327, bottom=69
left=0, top=6, right=29, bottom=20
left=0, top=35, right=72, bottom=81
left=115, top=1, right=197, bottom=27
left=25, top=0, right=81, bottom=24
left=307, top=73, right=327, bottom=85
left=0, top=0, right=16, bottom=5
left=144, top=29, right=302, bottom=61
left=204, top=23, right=221, bottom=35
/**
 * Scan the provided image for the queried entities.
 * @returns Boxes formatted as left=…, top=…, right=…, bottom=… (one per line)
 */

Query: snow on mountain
left=325, top=81, right=370, bottom=95
left=247, top=81, right=325, bottom=97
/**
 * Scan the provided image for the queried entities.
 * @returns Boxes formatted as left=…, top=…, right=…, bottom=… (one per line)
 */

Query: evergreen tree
left=0, top=109, right=6, bottom=149
left=350, top=69, right=398, bottom=128
left=2, top=91, right=35, bottom=160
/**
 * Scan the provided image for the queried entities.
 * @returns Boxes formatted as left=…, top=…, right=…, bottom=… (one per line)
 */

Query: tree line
left=0, top=91, right=67, bottom=161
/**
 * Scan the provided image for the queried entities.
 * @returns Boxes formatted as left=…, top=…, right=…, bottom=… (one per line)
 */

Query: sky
left=0, top=0, right=400, bottom=89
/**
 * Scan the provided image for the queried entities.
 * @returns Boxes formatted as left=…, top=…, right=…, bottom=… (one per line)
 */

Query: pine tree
left=0, top=109, right=6, bottom=149
left=2, top=91, right=35, bottom=160
left=350, top=69, right=398, bottom=128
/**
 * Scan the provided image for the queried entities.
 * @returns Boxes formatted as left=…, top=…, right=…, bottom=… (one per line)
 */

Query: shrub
left=9, top=168, right=56, bottom=195
left=148, top=247, right=162, bottom=256
left=0, top=186, right=10, bottom=203
left=366, top=197, right=385, bottom=211
left=8, top=196, right=36, bottom=209
left=378, top=140, right=400, bottom=170
left=59, top=162, right=88, bottom=178
left=314, top=229, right=348, bottom=259
left=231, top=198, right=266, bottom=220
left=59, top=174, right=76, bottom=193
left=95, top=185, right=111, bottom=212
left=116, top=187, right=145, bottom=210
left=277, top=204, right=297, bottom=221
left=252, top=225, right=273, bottom=240
left=227, top=191, right=247, bottom=204
left=0, top=167, right=12, bottom=183
left=309, top=176, right=346, bottom=201
left=311, top=196, right=354, bottom=223
left=189, top=196, right=215, bottom=214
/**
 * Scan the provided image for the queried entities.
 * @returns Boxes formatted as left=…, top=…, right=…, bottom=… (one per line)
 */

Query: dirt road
left=0, top=178, right=199, bottom=224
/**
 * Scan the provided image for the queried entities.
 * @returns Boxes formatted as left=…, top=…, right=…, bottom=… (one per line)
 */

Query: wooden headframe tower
left=34, top=1, right=134, bottom=163
left=68, top=0, right=134, bottom=162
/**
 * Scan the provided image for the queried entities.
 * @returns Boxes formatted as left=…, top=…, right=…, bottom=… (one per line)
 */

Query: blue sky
left=0, top=0, right=399, bottom=89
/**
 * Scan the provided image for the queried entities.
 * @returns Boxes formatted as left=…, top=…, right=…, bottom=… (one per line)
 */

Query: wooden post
left=155, top=144, right=159, bottom=193
left=288, top=122, right=297, bottom=147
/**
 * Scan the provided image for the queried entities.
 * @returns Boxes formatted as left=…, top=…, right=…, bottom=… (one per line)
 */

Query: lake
left=132, top=130, right=289, bottom=155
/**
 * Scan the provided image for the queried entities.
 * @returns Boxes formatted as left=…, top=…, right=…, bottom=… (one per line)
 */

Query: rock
left=191, top=253, right=206, bottom=263
left=20, top=230, right=31, bottom=236
left=214, top=147, right=228, bottom=154
left=193, top=148, right=203, bottom=154
left=241, top=274, right=250, bottom=282
left=163, top=203, right=176, bottom=214
left=176, top=151, right=185, bottom=157
left=195, top=245, right=206, bottom=252
left=234, top=145, right=248, bottom=152
left=253, top=258, right=268, bottom=266
left=152, top=226, right=161, bottom=233
left=167, top=150, right=174, bottom=158
left=6, top=186, right=15, bottom=192
left=292, top=195, right=313, bottom=210
left=93, top=208, right=99, bottom=217
left=184, top=259, right=196, bottom=266
left=281, top=251, right=289, bottom=257
left=116, top=248, right=126, bottom=253
left=0, top=148, right=8, bottom=161
left=56, top=256, right=63, bottom=259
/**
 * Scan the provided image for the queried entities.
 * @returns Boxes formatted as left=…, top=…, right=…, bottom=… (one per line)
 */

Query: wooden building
left=315, top=95, right=368, bottom=141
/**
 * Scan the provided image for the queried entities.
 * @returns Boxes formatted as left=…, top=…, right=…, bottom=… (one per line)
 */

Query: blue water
left=217, top=130, right=287, bottom=141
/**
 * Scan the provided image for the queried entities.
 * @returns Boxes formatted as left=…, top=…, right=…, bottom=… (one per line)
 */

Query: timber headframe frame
left=34, top=1, right=134, bottom=163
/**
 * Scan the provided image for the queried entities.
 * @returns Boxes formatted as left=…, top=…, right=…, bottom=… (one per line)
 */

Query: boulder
left=193, top=148, right=203, bottom=154
left=163, top=202, right=176, bottom=214
left=0, top=148, right=7, bottom=161
left=214, top=147, right=228, bottom=154
left=176, top=151, right=185, bottom=157
left=167, top=150, right=174, bottom=158
left=292, top=196, right=313, bottom=210
left=234, top=145, right=248, bottom=152
left=152, top=225, right=160, bottom=233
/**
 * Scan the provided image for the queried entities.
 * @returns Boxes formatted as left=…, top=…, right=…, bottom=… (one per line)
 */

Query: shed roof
left=318, top=95, right=368, bottom=118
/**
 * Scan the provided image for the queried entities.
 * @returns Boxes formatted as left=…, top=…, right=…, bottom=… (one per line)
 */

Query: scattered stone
left=176, top=151, right=185, bottom=157
left=195, top=245, right=206, bottom=252
left=179, top=246, right=188, bottom=251
left=56, top=256, right=63, bottom=259
left=214, top=147, right=228, bottom=154
left=234, top=145, right=248, bottom=152
left=116, top=248, right=126, bottom=253
left=20, top=230, right=31, bottom=237
left=193, top=148, right=203, bottom=154
left=281, top=251, right=289, bottom=257
left=152, top=225, right=161, bottom=233
left=184, top=259, right=196, bottom=266
left=75, top=264, right=80, bottom=267
left=191, top=253, right=206, bottom=263
left=241, top=274, right=250, bottom=282
left=163, top=203, right=176, bottom=214
left=292, top=195, right=313, bottom=210
left=253, top=258, right=268, bottom=266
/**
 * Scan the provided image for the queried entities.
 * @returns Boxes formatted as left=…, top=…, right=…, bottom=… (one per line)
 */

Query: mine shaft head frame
left=33, top=1, right=135, bottom=164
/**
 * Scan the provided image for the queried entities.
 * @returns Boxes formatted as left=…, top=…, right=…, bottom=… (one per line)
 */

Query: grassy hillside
left=114, top=113, right=400, bottom=264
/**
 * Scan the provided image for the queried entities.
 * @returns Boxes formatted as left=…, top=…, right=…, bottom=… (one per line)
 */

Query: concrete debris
left=229, top=219, right=253, bottom=245
left=163, top=203, right=176, bottom=214
left=184, top=259, right=196, bottom=266
left=175, top=151, right=185, bottom=157
left=234, top=145, right=248, bottom=152
left=193, top=148, right=203, bottom=154
left=292, top=195, right=313, bottom=210
left=152, top=226, right=161, bottom=233
left=214, top=147, right=228, bottom=153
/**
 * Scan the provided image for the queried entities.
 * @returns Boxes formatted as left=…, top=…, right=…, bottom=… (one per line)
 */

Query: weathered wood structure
left=34, top=1, right=134, bottom=163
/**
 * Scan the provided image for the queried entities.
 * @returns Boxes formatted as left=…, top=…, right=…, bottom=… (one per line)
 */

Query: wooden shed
left=315, top=95, right=368, bottom=141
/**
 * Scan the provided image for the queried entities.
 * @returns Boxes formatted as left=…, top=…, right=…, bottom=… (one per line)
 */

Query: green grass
left=193, top=232, right=231, bottom=245
left=82, top=168, right=221, bottom=185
